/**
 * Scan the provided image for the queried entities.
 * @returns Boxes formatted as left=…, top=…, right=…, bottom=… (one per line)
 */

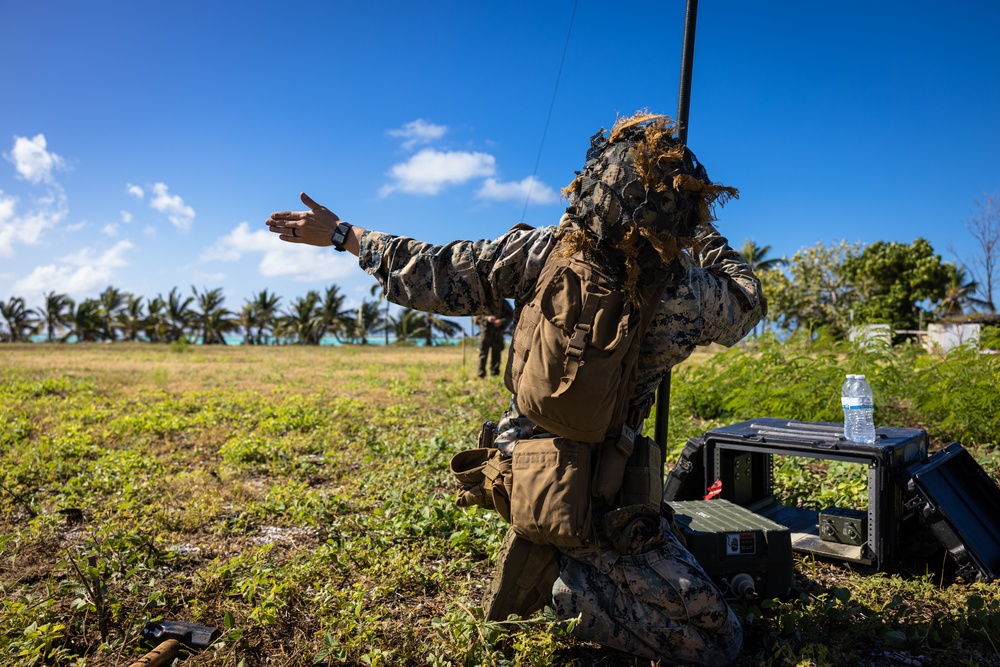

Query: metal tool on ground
left=128, top=620, right=220, bottom=667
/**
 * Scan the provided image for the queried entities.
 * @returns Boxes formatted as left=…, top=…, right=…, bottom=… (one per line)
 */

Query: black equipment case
left=897, top=442, right=1000, bottom=582
left=668, top=499, right=792, bottom=600
left=663, top=418, right=929, bottom=571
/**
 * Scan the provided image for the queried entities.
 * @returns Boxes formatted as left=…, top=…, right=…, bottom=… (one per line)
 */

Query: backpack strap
left=554, top=281, right=604, bottom=398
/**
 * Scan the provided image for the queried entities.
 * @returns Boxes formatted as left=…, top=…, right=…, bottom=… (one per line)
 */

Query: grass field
left=1, top=342, right=998, bottom=666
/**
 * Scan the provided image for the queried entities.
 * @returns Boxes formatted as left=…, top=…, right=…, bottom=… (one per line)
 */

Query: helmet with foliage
left=558, top=112, right=738, bottom=301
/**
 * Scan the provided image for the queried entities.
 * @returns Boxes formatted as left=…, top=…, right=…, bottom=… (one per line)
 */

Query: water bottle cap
left=857, top=374, right=866, bottom=379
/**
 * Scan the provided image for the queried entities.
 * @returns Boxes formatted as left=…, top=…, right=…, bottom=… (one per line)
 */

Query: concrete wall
left=925, top=323, right=981, bottom=352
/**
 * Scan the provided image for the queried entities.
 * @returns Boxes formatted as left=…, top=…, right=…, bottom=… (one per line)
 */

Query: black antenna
left=521, top=0, right=579, bottom=222
left=655, top=0, right=698, bottom=458
left=676, top=0, right=698, bottom=145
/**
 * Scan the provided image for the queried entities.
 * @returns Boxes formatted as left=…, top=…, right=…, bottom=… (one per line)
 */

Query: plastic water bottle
left=841, top=373, right=857, bottom=438
left=840, top=374, right=857, bottom=401
left=842, top=374, right=876, bottom=444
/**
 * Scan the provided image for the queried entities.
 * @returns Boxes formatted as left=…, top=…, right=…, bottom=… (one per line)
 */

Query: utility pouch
left=592, top=426, right=636, bottom=504
left=617, top=435, right=663, bottom=510
left=510, top=437, right=593, bottom=547
left=483, top=452, right=513, bottom=523
left=450, top=447, right=513, bottom=523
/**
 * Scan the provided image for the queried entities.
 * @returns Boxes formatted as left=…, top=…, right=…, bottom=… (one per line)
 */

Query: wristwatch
left=331, top=222, right=353, bottom=252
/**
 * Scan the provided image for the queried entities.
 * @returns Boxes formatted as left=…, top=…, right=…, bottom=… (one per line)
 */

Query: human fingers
left=278, top=228, right=306, bottom=243
left=300, top=192, right=322, bottom=210
left=300, top=192, right=341, bottom=225
left=266, top=221, right=303, bottom=239
left=266, top=210, right=310, bottom=228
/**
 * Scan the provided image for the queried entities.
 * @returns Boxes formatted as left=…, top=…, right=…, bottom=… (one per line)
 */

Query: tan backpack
left=504, top=239, right=669, bottom=444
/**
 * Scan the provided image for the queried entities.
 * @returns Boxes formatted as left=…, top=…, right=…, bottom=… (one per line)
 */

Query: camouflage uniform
left=358, top=219, right=763, bottom=665
left=359, top=218, right=763, bottom=455
left=555, top=517, right=742, bottom=663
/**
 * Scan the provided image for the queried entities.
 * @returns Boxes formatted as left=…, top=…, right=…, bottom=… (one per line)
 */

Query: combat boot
left=483, top=527, right=561, bottom=622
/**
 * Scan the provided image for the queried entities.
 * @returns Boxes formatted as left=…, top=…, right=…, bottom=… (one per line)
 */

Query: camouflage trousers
left=478, top=329, right=506, bottom=377
left=553, top=518, right=742, bottom=666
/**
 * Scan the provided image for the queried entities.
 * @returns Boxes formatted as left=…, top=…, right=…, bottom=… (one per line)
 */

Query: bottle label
left=842, top=397, right=873, bottom=409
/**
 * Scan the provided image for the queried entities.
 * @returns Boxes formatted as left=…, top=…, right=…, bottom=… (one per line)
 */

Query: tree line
left=742, top=235, right=996, bottom=340
left=2, top=231, right=996, bottom=346
left=0, top=284, right=463, bottom=346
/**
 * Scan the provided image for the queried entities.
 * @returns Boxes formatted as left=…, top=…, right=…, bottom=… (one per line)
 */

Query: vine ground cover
left=1, top=341, right=998, bottom=666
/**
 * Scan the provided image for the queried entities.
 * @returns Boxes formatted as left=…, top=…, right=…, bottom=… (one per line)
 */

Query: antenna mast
left=655, top=0, right=699, bottom=456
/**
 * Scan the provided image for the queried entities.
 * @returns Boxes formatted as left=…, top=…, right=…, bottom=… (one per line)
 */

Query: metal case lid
left=902, top=442, right=1000, bottom=581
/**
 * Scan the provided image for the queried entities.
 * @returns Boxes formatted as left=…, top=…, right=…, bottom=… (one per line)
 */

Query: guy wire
left=520, top=0, right=578, bottom=223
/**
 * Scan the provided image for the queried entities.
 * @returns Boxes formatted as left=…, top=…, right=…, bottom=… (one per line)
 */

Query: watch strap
left=331, top=222, right=352, bottom=252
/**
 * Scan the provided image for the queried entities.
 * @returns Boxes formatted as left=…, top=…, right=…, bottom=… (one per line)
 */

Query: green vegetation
left=1, top=338, right=999, bottom=666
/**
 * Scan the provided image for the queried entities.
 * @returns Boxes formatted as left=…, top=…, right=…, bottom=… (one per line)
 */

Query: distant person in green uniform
left=475, top=300, right=513, bottom=378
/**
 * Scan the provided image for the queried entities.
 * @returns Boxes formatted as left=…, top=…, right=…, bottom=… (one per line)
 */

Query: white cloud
left=121, top=210, right=133, bottom=224
left=0, top=190, right=14, bottom=225
left=7, top=134, right=66, bottom=184
left=61, top=240, right=132, bottom=269
left=200, top=222, right=272, bottom=261
left=387, top=119, right=448, bottom=150
left=202, top=221, right=356, bottom=282
left=13, top=241, right=134, bottom=298
left=257, top=245, right=355, bottom=282
left=101, top=223, right=118, bottom=236
left=190, top=270, right=226, bottom=283
left=477, top=177, right=559, bottom=205
left=380, top=148, right=496, bottom=197
left=0, top=186, right=69, bottom=257
left=126, top=183, right=145, bottom=199
left=149, top=182, right=195, bottom=231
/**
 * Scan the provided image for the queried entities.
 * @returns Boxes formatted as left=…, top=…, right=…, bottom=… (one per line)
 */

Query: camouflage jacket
left=358, top=217, right=766, bottom=451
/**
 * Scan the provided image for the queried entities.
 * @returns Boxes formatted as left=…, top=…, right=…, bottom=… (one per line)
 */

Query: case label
left=726, top=532, right=757, bottom=555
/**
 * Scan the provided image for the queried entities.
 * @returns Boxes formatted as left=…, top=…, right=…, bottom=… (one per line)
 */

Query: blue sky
left=2, top=0, right=999, bottom=323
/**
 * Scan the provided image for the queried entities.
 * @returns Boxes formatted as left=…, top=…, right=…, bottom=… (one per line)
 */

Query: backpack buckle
left=566, top=324, right=591, bottom=359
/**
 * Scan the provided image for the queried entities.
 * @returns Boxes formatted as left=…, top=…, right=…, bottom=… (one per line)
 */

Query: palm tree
left=393, top=308, right=426, bottom=343
left=423, top=312, right=463, bottom=347
left=144, top=296, right=168, bottom=343
left=98, top=286, right=127, bottom=341
left=318, top=284, right=349, bottom=343
left=39, top=291, right=74, bottom=342
left=936, top=264, right=989, bottom=319
left=347, top=301, right=384, bottom=345
left=69, top=299, right=103, bottom=343
left=740, top=240, right=785, bottom=273
left=238, top=301, right=257, bottom=345
left=119, top=294, right=146, bottom=342
left=165, top=287, right=195, bottom=342
left=247, top=289, right=281, bottom=344
left=279, top=291, right=323, bottom=344
left=0, top=297, right=38, bottom=342
left=192, top=286, right=236, bottom=344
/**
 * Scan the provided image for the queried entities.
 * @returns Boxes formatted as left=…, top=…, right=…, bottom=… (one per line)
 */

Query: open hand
left=266, top=192, right=341, bottom=246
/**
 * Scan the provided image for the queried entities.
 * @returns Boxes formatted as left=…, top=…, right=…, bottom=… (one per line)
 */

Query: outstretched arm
left=265, top=193, right=558, bottom=317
